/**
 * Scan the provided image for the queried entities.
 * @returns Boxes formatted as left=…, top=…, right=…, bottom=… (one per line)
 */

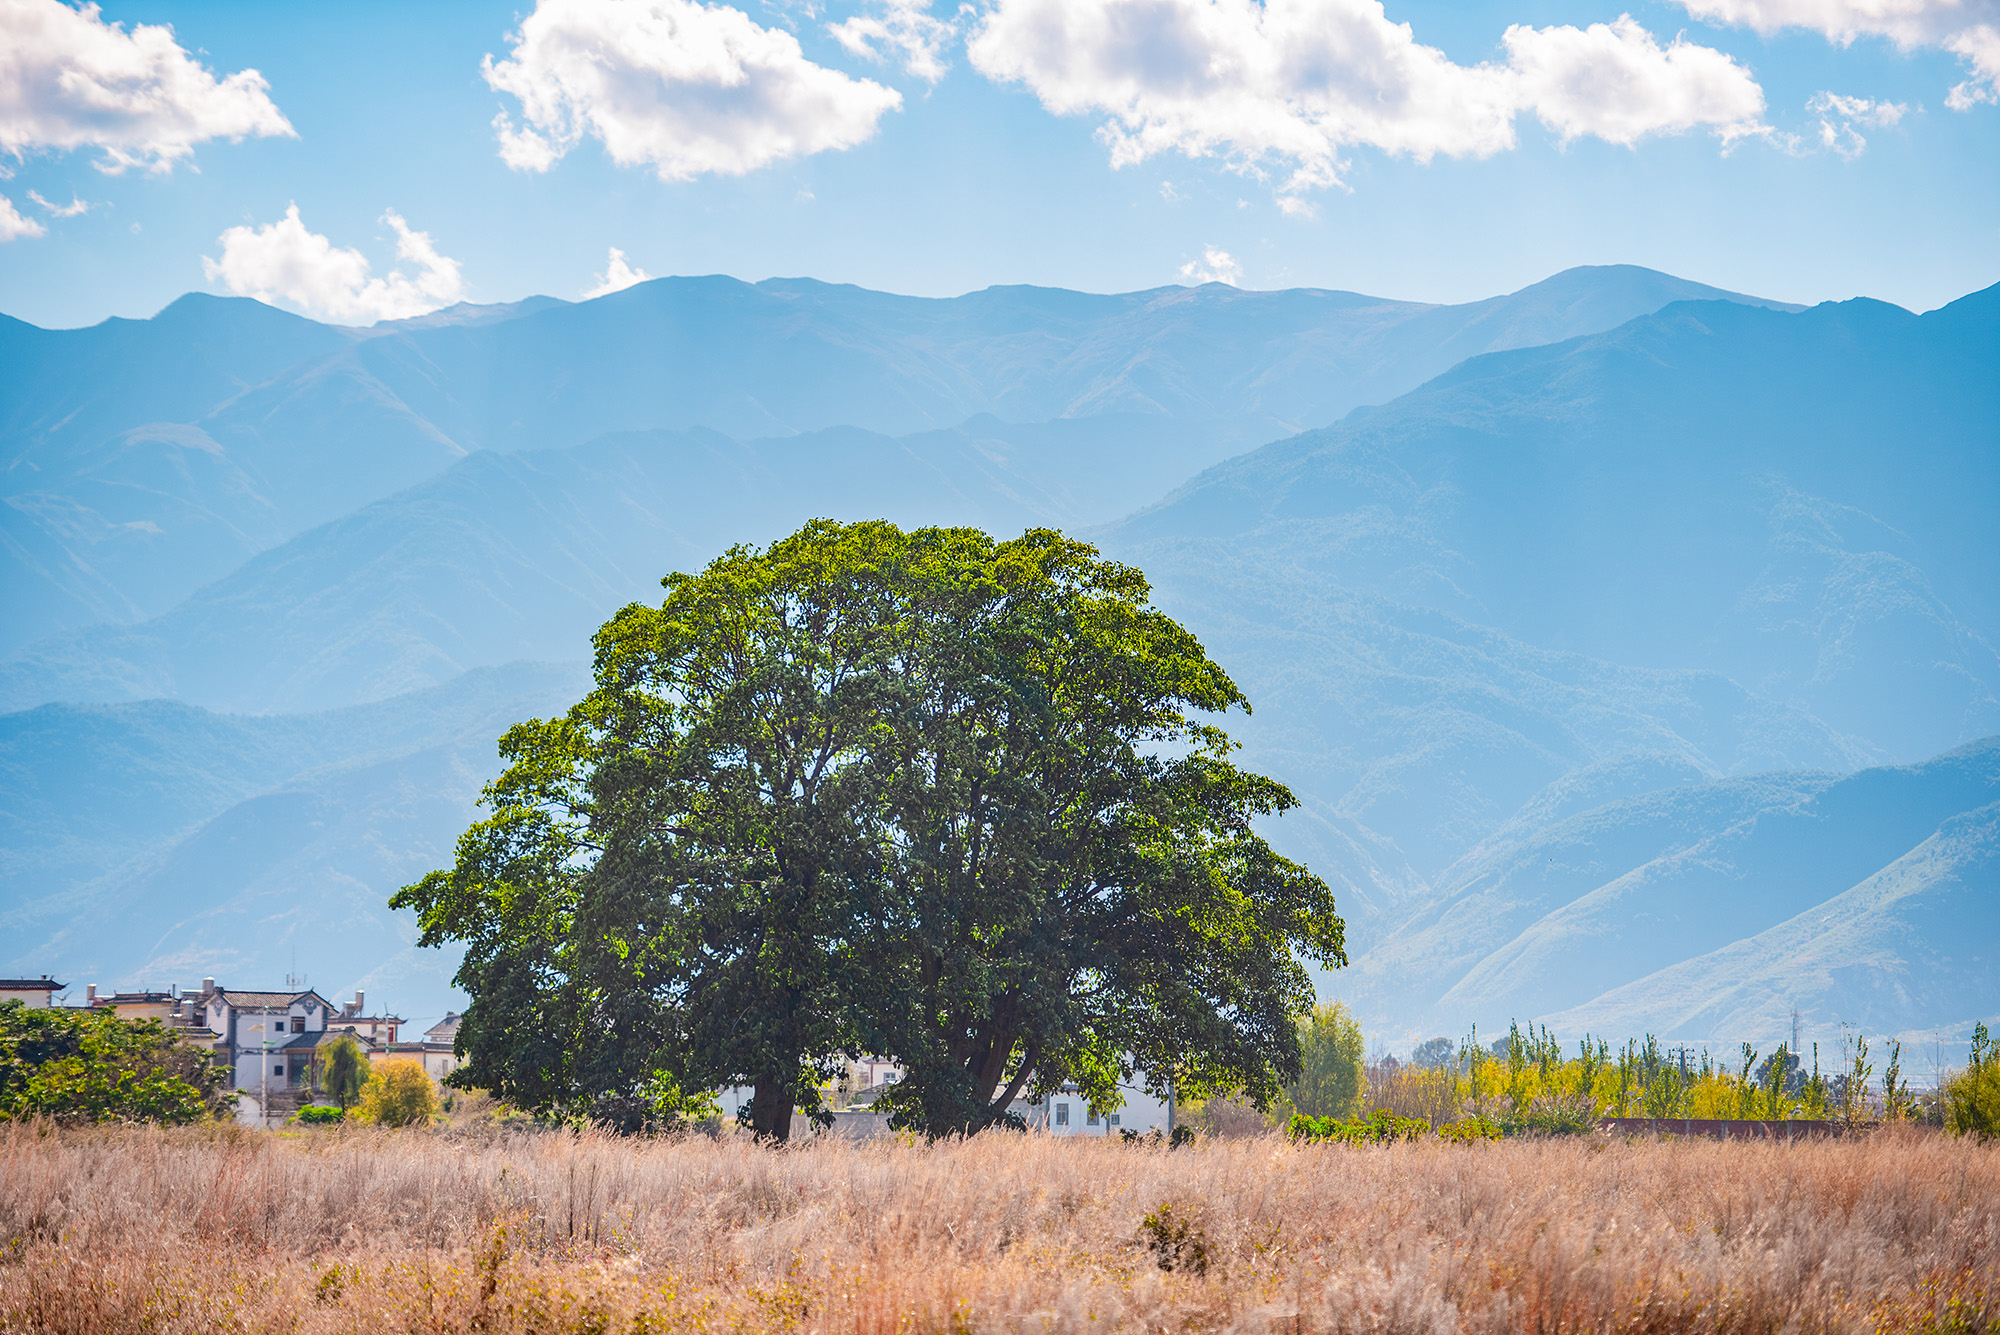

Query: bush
left=1290, top=1107, right=1431, bottom=1144
left=1511, top=1091, right=1600, bottom=1137
left=295, top=1104, right=345, bottom=1125
left=355, top=1059, right=440, bottom=1128
left=1437, top=1114, right=1503, bottom=1144
left=0, top=1000, right=224, bottom=1125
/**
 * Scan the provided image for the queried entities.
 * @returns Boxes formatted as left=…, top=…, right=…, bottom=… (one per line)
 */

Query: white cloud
left=1806, top=89, right=1907, bottom=155
left=1504, top=17, right=1768, bottom=146
left=1674, top=0, right=2000, bottom=109
left=1180, top=244, right=1242, bottom=284
left=828, top=0, right=959, bottom=83
left=202, top=204, right=467, bottom=325
left=483, top=0, right=903, bottom=181
left=26, top=186, right=86, bottom=215
left=966, top=0, right=1767, bottom=204
left=0, top=192, right=44, bottom=239
left=584, top=245, right=652, bottom=297
left=0, top=0, right=293, bottom=174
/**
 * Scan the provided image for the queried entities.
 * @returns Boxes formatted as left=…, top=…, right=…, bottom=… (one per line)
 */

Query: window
left=273, top=1064, right=285, bottom=1077
left=292, top=1017, right=306, bottom=1033
left=1109, top=1114, right=1121, bottom=1127
left=1087, top=1110, right=1099, bottom=1126
left=1055, top=1103, right=1069, bottom=1126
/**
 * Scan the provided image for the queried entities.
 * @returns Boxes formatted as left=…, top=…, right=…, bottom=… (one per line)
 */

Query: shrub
left=355, top=1059, right=440, bottom=1128
left=0, top=1000, right=224, bottom=1125
left=1139, top=1203, right=1210, bottom=1274
left=1437, top=1114, right=1503, bottom=1143
left=1512, top=1091, right=1600, bottom=1137
left=1290, top=1108, right=1431, bottom=1144
left=295, top=1104, right=345, bottom=1125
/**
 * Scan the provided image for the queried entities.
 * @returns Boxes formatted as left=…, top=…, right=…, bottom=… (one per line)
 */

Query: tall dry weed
left=0, top=1120, right=1992, bottom=1333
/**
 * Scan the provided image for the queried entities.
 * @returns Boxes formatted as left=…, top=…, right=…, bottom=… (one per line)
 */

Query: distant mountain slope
left=1547, top=795, right=2000, bottom=1044
left=0, top=661, right=588, bottom=1021
left=1359, top=738, right=2000, bottom=1046
left=0, top=266, right=1792, bottom=656
left=0, top=415, right=1248, bottom=712
left=1114, top=286, right=2000, bottom=771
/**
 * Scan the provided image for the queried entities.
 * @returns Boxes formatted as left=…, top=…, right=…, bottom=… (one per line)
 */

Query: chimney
left=86, top=983, right=97, bottom=1004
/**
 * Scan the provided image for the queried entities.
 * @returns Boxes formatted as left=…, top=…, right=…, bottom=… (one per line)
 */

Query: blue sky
left=0, top=0, right=1995, bottom=328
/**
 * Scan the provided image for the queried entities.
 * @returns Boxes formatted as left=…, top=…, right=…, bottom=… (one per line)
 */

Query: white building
left=386, top=1011, right=463, bottom=1081
left=1017, top=1078, right=1173, bottom=1137
left=0, top=978, right=63, bottom=1009
left=192, top=982, right=339, bottom=1091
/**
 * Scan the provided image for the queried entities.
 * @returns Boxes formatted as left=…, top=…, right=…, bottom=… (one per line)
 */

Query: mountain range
left=1, top=263, right=1991, bottom=1058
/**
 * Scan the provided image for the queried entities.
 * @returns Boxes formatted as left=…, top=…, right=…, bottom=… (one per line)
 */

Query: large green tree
left=397, top=520, right=918, bottom=1139
left=857, top=529, right=1345, bottom=1133
left=396, top=521, right=1344, bottom=1140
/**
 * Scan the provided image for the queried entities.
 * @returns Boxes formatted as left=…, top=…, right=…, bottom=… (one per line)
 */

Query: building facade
left=0, top=978, right=63, bottom=1008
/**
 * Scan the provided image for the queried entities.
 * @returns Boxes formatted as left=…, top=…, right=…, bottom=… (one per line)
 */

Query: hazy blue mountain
left=1114, top=287, right=2000, bottom=772
left=0, top=266, right=1790, bottom=657
left=0, top=415, right=1258, bottom=712
left=1343, top=738, right=2000, bottom=1048
left=1548, top=794, right=2000, bottom=1049
left=0, top=660, right=587, bottom=1024
left=1103, top=285, right=2000, bottom=1046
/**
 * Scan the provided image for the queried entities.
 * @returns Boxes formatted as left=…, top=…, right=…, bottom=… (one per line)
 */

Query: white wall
left=1019, top=1080, right=1171, bottom=1137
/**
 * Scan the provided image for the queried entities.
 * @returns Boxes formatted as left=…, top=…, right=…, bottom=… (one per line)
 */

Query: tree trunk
left=749, top=1077, right=794, bottom=1143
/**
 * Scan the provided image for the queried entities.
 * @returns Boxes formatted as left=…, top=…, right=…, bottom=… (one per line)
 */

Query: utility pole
left=254, top=1019, right=273, bottom=1128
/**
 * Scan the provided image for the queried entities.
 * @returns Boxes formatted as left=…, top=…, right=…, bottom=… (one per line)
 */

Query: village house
left=85, top=986, right=178, bottom=1021
left=0, top=978, right=63, bottom=1008
left=1016, top=1079, right=1172, bottom=1137
left=183, top=979, right=340, bottom=1094
left=383, top=1011, right=463, bottom=1081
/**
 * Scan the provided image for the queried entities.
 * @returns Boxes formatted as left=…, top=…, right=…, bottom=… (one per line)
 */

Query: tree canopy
left=322, top=1034, right=369, bottom=1109
left=395, top=521, right=1345, bottom=1139
left=1288, top=1003, right=1366, bottom=1121
left=0, top=1001, right=225, bottom=1125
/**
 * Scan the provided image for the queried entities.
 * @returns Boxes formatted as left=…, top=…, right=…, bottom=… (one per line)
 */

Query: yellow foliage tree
left=355, top=1058, right=440, bottom=1128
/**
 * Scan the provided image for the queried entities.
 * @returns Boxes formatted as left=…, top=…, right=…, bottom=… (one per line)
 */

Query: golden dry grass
left=0, top=1121, right=1994, bottom=1334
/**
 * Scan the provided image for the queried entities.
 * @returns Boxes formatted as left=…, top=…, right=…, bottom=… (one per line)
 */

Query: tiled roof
left=0, top=979, right=63, bottom=990
left=212, top=989, right=335, bottom=1010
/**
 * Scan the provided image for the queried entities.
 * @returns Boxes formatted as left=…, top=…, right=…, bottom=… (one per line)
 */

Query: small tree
left=1289, top=1003, right=1365, bottom=1121
left=1944, top=1022, right=1999, bottom=1142
left=1409, top=1037, right=1455, bottom=1070
left=322, top=1036, right=369, bottom=1109
left=1881, top=1039, right=1913, bottom=1122
left=1840, top=1029, right=1873, bottom=1128
left=356, top=1058, right=440, bottom=1128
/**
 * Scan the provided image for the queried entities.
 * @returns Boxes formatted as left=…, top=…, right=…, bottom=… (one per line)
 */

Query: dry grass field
left=0, top=1122, right=1994, bottom=1334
